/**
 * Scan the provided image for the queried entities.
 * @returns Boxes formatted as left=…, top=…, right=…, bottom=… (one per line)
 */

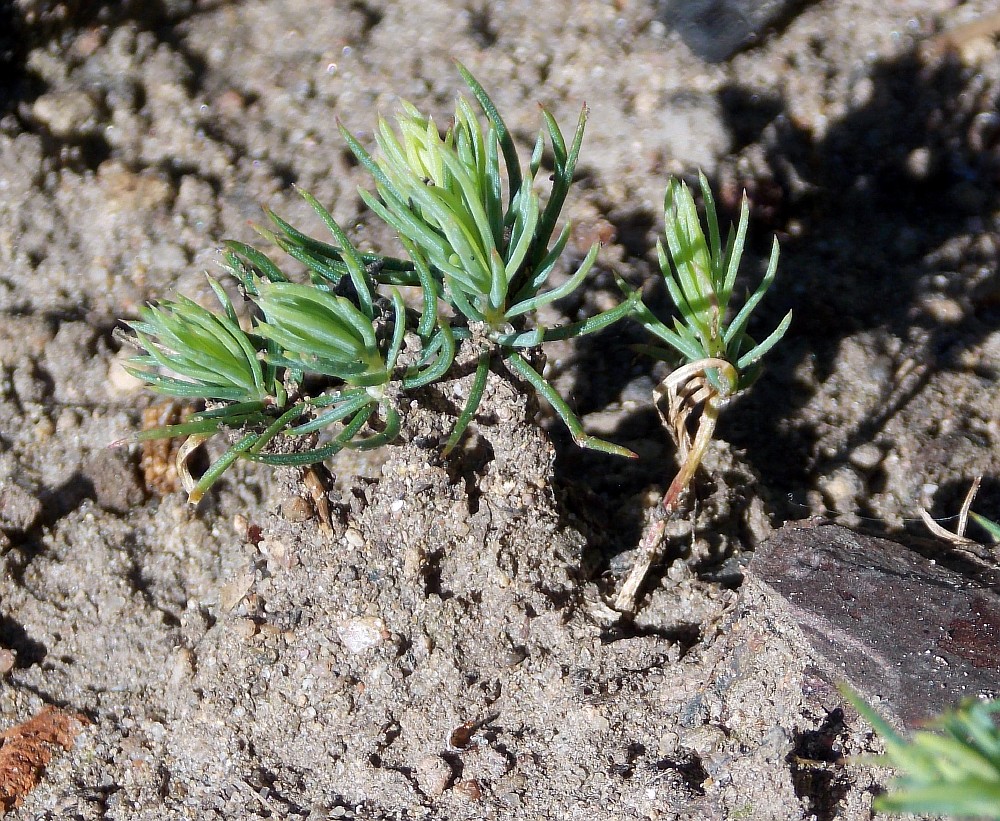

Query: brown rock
left=747, top=521, right=1000, bottom=728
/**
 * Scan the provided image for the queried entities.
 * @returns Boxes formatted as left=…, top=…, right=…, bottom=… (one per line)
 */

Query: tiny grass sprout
left=118, top=66, right=634, bottom=503
left=124, top=278, right=281, bottom=406
left=116, top=278, right=309, bottom=503
left=615, top=172, right=791, bottom=612
left=842, top=686, right=1000, bottom=818
left=119, top=227, right=432, bottom=503
left=632, top=173, right=791, bottom=392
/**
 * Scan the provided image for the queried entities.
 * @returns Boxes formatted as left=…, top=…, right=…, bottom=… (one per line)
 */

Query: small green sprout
left=842, top=687, right=1000, bottom=818
left=626, top=172, right=791, bottom=508
left=124, top=278, right=281, bottom=406
left=115, top=281, right=392, bottom=504
left=334, top=63, right=638, bottom=457
left=118, top=196, right=448, bottom=503
left=615, top=173, right=791, bottom=611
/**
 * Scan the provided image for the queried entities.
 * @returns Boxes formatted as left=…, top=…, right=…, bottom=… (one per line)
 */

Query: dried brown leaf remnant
left=0, top=706, right=88, bottom=813
left=140, top=400, right=191, bottom=495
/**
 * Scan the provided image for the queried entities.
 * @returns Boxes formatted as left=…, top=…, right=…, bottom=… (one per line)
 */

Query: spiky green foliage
left=295, top=63, right=637, bottom=456
left=624, top=172, right=791, bottom=397
left=120, top=66, right=634, bottom=502
left=120, top=278, right=305, bottom=502
left=118, top=266, right=421, bottom=502
left=971, top=512, right=1000, bottom=542
left=125, top=278, right=279, bottom=405
left=842, top=687, right=1000, bottom=818
left=614, top=173, right=792, bottom=611
left=625, top=171, right=792, bottom=508
left=224, top=190, right=457, bottom=395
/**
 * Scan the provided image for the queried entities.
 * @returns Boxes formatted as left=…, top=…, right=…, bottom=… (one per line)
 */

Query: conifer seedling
left=615, top=173, right=791, bottom=611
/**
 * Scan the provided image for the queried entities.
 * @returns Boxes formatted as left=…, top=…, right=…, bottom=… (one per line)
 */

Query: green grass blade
left=296, top=188, right=374, bottom=319
left=223, top=241, right=288, bottom=287
left=438, top=143, right=496, bottom=261
left=735, top=310, right=792, bottom=372
left=398, top=237, right=442, bottom=340
left=188, top=432, right=260, bottom=504
left=504, top=183, right=540, bottom=282
left=339, top=122, right=408, bottom=203
left=488, top=247, right=508, bottom=314
left=504, top=351, right=635, bottom=458
left=456, top=61, right=522, bottom=207
left=507, top=240, right=597, bottom=318
left=510, top=223, right=571, bottom=306
left=402, top=322, right=455, bottom=389
left=252, top=406, right=373, bottom=466
left=386, top=288, right=406, bottom=372
left=876, top=781, right=1000, bottom=817
left=290, top=390, right=374, bottom=435
left=533, top=295, right=643, bottom=344
left=699, top=171, right=723, bottom=276
left=531, top=104, right=586, bottom=272
left=484, top=124, right=504, bottom=248
left=724, top=236, right=780, bottom=348
left=349, top=405, right=401, bottom=450
left=443, top=351, right=490, bottom=455
left=721, top=192, right=750, bottom=305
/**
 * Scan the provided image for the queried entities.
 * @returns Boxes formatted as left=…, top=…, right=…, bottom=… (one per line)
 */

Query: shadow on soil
left=556, top=47, right=1000, bottom=564
left=722, top=51, right=999, bottom=522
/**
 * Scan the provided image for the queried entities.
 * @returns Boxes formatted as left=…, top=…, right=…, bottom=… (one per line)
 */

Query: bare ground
left=1, top=1, right=999, bottom=818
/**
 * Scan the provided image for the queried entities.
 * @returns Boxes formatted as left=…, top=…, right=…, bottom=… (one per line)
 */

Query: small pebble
left=169, top=648, right=196, bottom=687
left=219, top=573, right=256, bottom=613
left=505, top=647, right=528, bottom=667
left=906, top=146, right=932, bottom=179
left=452, top=779, right=482, bottom=800
left=31, top=89, right=99, bottom=138
left=106, top=356, right=144, bottom=396
left=680, top=724, right=726, bottom=758
left=0, top=483, right=43, bottom=531
left=281, top=496, right=314, bottom=522
left=500, top=791, right=522, bottom=807
left=337, top=616, right=387, bottom=653
left=848, top=443, right=883, bottom=471
left=920, top=296, right=964, bottom=325
left=414, top=754, right=452, bottom=797
left=260, top=538, right=298, bottom=570
left=817, top=467, right=863, bottom=515
left=232, top=618, right=259, bottom=640
left=232, top=514, right=249, bottom=538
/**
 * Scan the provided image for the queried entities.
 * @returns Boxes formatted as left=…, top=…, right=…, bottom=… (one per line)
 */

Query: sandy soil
left=1, top=0, right=999, bottom=818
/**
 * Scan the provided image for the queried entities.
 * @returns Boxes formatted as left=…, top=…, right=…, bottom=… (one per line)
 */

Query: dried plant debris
left=748, top=521, right=1000, bottom=728
left=0, top=706, right=88, bottom=814
left=139, top=400, right=191, bottom=495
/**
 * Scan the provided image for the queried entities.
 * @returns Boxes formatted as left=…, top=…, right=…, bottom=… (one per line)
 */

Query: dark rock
left=82, top=449, right=146, bottom=514
left=661, top=0, right=811, bottom=63
left=0, top=481, right=43, bottom=531
left=747, top=521, right=1000, bottom=728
